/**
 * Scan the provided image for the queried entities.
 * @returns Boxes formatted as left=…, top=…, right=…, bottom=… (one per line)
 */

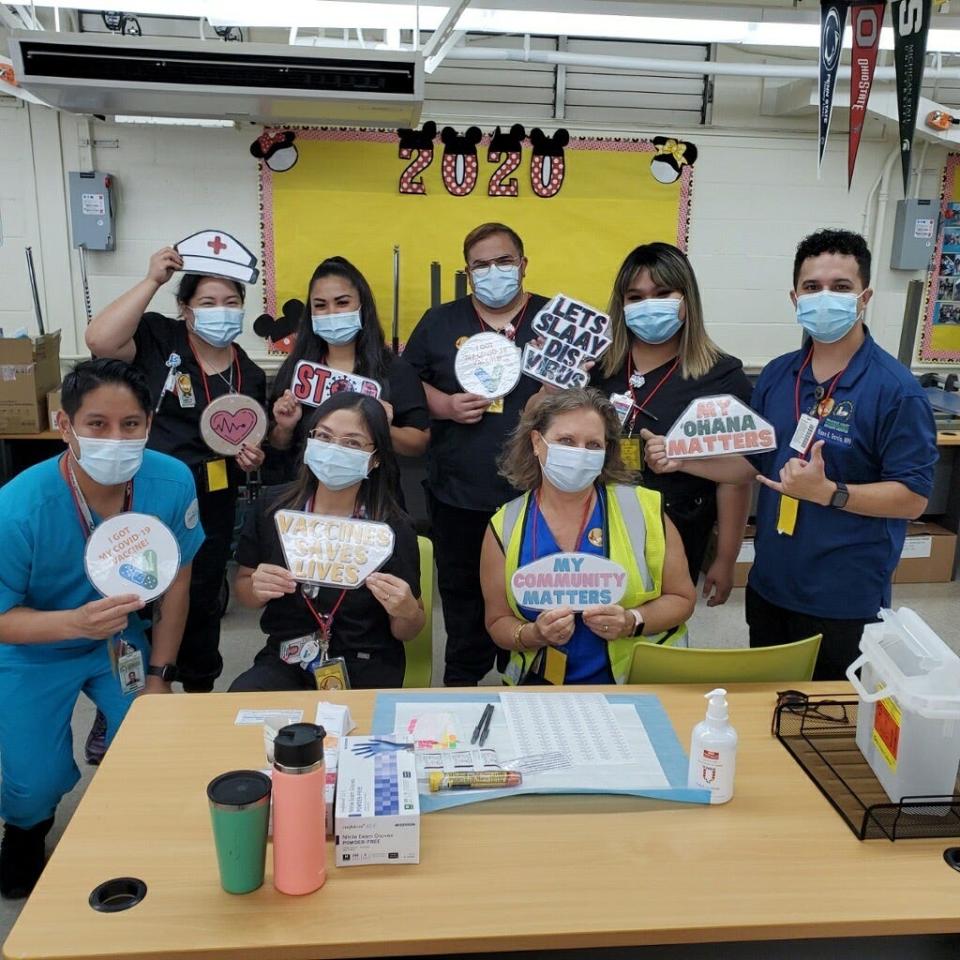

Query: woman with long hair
left=593, top=242, right=752, bottom=608
left=231, top=392, right=424, bottom=690
left=481, top=388, right=695, bottom=685
left=267, top=257, right=429, bottom=481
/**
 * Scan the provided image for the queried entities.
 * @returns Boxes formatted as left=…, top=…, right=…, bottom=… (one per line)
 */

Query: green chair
left=403, top=536, right=434, bottom=687
left=626, top=634, right=822, bottom=685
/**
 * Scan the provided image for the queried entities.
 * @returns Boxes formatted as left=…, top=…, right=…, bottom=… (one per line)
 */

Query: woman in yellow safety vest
left=480, top=388, right=696, bottom=685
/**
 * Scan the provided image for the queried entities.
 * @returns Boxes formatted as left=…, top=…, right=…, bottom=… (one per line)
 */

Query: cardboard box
left=47, top=388, right=62, bottom=432
left=732, top=525, right=756, bottom=588
left=893, top=522, right=957, bottom=583
left=335, top=736, right=420, bottom=867
left=0, top=332, right=61, bottom=434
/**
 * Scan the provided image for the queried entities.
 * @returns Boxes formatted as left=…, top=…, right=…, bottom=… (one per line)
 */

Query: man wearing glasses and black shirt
left=403, top=223, right=548, bottom=685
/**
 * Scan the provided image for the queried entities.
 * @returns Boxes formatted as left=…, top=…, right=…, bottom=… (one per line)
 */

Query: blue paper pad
left=371, top=692, right=711, bottom=811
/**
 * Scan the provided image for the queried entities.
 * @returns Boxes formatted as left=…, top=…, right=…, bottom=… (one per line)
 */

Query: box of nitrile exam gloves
left=335, top=736, right=420, bottom=866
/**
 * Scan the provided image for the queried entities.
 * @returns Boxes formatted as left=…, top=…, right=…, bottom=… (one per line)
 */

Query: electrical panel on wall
left=890, top=198, right=937, bottom=271
left=68, top=171, right=116, bottom=250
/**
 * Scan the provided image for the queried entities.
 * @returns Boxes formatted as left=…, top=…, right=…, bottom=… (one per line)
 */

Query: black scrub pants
left=663, top=492, right=717, bottom=585
left=745, top=585, right=871, bottom=681
left=427, top=491, right=498, bottom=686
left=176, top=481, right=237, bottom=691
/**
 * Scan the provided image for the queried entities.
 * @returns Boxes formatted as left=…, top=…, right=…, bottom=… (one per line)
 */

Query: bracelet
left=513, top=621, right=529, bottom=650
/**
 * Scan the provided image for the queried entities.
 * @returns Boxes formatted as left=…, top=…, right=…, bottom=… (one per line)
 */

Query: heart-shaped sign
left=200, top=394, right=268, bottom=456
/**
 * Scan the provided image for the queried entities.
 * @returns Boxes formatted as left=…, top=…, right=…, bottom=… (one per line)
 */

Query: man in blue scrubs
left=0, top=359, right=204, bottom=898
left=643, top=230, right=938, bottom=678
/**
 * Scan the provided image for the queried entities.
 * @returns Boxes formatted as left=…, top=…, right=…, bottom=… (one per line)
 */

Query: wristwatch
left=629, top=608, right=645, bottom=636
left=829, top=481, right=849, bottom=510
left=147, top=664, right=179, bottom=682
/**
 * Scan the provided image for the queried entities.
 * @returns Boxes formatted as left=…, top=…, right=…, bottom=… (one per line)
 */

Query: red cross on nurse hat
left=174, top=230, right=259, bottom=285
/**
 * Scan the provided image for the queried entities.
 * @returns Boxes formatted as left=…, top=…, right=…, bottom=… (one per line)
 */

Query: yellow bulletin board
left=258, top=127, right=694, bottom=349
left=920, top=152, right=960, bottom=362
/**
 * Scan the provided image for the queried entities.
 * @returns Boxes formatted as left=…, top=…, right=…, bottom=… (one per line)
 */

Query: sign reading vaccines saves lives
left=510, top=553, right=627, bottom=611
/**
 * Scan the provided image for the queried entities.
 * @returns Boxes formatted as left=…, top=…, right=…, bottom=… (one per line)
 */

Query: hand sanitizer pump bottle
left=687, top=688, right=737, bottom=803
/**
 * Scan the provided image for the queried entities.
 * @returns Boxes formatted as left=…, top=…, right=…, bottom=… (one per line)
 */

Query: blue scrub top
left=516, top=487, right=613, bottom=684
left=749, top=332, right=938, bottom=620
left=0, top=450, right=206, bottom=652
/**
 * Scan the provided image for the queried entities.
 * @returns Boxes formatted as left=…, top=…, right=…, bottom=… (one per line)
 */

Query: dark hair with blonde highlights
left=498, top=388, right=635, bottom=492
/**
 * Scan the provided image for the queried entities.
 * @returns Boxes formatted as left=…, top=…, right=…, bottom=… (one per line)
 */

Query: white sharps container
left=847, top=607, right=960, bottom=804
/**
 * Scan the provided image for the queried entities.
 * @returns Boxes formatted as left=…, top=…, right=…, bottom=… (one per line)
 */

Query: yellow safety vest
left=490, top=484, right=687, bottom=685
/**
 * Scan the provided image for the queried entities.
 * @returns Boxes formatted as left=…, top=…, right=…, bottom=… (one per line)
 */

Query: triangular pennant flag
left=848, top=2, right=887, bottom=188
left=891, top=0, right=933, bottom=194
left=819, top=1, right=851, bottom=176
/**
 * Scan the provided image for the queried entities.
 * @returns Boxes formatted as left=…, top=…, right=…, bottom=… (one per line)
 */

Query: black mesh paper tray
left=772, top=693, right=960, bottom=841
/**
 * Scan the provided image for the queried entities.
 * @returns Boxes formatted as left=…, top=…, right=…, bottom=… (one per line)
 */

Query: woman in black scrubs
left=230, top=392, right=423, bottom=691
left=267, top=256, right=428, bottom=481
left=592, top=242, right=752, bottom=607
left=86, top=244, right=267, bottom=695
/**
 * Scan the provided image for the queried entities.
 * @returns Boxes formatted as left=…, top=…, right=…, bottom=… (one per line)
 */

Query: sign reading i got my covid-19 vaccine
left=664, top=395, right=776, bottom=459
left=511, top=553, right=627, bottom=611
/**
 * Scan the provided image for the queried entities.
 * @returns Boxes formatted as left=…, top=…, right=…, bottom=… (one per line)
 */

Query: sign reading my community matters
left=521, top=294, right=612, bottom=390
left=275, top=510, right=395, bottom=588
left=511, top=553, right=627, bottom=612
left=84, top=512, right=181, bottom=603
left=665, top=395, right=776, bottom=460
left=291, top=361, right=382, bottom=408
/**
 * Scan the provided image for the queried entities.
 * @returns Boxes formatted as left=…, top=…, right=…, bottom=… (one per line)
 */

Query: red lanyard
left=61, top=454, right=132, bottom=539
left=186, top=337, right=242, bottom=407
left=626, top=355, right=680, bottom=433
left=793, top=347, right=846, bottom=461
left=474, top=297, right=530, bottom=342
left=531, top=486, right=597, bottom=560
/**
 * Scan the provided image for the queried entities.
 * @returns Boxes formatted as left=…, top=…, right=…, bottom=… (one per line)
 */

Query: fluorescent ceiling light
left=114, top=115, right=236, bottom=126
left=21, top=2, right=960, bottom=53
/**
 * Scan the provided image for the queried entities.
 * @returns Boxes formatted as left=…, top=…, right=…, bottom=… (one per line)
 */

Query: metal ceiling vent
left=8, top=32, right=424, bottom=125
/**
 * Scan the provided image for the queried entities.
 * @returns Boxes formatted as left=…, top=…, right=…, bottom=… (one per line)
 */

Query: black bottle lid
left=273, top=722, right=326, bottom=768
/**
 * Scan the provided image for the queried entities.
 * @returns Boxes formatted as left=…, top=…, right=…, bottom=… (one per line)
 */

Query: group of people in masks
left=0, top=220, right=937, bottom=899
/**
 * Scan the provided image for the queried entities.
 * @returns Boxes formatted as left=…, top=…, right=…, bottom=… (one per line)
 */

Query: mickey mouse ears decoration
left=174, top=230, right=259, bottom=285
left=650, top=136, right=697, bottom=185
left=250, top=129, right=298, bottom=173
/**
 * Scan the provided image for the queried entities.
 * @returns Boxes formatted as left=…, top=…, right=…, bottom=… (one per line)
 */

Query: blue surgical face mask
left=471, top=264, right=521, bottom=309
left=312, top=309, right=362, bottom=345
left=191, top=307, right=244, bottom=348
left=304, top=438, right=371, bottom=491
left=623, top=297, right=684, bottom=345
left=795, top=291, right=862, bottom=344
left=540, top=442, right=605, bottom=494
left=72, top=429, right=147, bottom=486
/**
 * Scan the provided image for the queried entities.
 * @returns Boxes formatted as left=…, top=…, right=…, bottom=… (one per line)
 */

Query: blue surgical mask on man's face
left=795, top=291, right=863, bottom=344
left=71, top=428, right=147, bottom=486
left=471, top=264, right=521, bottom=309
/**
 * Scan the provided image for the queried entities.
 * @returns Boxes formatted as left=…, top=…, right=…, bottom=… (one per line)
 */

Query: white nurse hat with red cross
left=174, top=230, right=259, bottom=285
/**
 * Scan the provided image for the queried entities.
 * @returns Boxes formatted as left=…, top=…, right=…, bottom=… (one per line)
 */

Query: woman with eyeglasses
left=266, top=257, right=429, bottom=482
left=230, top=392, right=424, bottom=691
left=480, top=388, right=695, bottom=686
left=592, top=243, right=753, bottom=609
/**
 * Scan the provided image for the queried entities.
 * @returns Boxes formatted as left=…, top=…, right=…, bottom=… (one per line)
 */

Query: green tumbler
left=207, top=770, right=272, bottom=894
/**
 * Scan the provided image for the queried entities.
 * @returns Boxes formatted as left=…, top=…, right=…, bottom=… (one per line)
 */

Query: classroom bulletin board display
left=257, top=127, right=694, bottom=349
left=921, top=151, right=960, bottom=363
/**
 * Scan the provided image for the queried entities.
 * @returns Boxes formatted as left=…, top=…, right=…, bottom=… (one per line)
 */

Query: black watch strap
left=147, top=664, right=179, bottom=682
left=829, top=481, right=849, bottom=509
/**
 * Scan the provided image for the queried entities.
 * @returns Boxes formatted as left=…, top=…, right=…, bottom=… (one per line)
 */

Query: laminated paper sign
left=199, top=394, right=268, bottom=456
left=522, top=294, right=611, bottom=390
left=275, top=510, right=395, bottom=587
left=85, top=512, right=181, bottom=603
left=454, top=331, right=522, bottom=399
left=511, top=553, right=627, bottom=611
left=665, top=395, right=776, bottom=460
left=291, top=361, right=382, bottom=408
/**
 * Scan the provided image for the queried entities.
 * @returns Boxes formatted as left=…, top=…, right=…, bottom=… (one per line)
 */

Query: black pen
left=471, top=703, right=494, bottom=745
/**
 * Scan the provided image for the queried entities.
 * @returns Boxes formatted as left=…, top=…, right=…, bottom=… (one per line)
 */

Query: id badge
left=610, top=391, right=634, bottom=427
left=176, top=374, right=196, bottom=409
left=312, top=657, right=351, bottom=691
left=790, top=414, right=819, bottom=455
left=777, top=494, right=799, bottom=537
left=543, top=646, right=567, bottom=686
left=619, top=437, right=642, bottom=472
left=204, top=458, right=229, bottom=493
left=487, top=397, right=504, bottom=414
left=118, top=647, right=145, bottom=695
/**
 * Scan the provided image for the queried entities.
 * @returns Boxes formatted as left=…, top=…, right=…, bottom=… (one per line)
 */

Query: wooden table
left=4, top=684, right=960, bottom=960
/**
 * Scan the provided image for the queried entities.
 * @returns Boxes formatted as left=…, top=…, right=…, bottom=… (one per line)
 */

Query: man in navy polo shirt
left=643, top=229, right=938, bottom=678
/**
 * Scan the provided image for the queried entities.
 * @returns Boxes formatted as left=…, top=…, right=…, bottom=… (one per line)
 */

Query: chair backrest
left=403, top=536, right=434, bottom=687
left=626, top=634, right=822, bottom=685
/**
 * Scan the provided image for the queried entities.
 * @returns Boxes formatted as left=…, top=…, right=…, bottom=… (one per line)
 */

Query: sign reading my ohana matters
left=511, top=553, right=627, bottom=612
left=291, top=361, right=382, bottom=408
left=665, top=395, right=776, bottom=459
left=275, top=510, right=395, bottom=587
left=521, top=294, right=612, bottom=390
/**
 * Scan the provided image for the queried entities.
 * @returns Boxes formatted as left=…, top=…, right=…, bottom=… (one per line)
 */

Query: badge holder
left=309, top=633, right=351, bottom=691
left=116, top=635, right=145, bottom=695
